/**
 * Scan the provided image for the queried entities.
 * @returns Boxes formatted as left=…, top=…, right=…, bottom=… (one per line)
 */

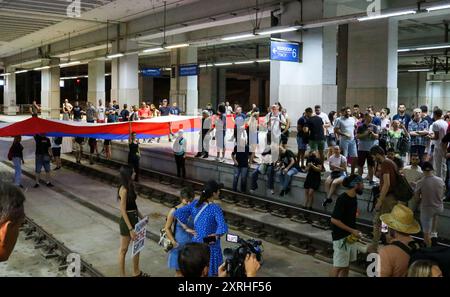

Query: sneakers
left=270, top=190, right=275, bottom=195
left=202, top=154, right=209, bottom=159
left=322, top=198, right=333, bottom=207
left=46, top=182, right=54, bottom=187
left=285, top=188, right=291, bottom=195
left=195, top=153, right=202, bottom=158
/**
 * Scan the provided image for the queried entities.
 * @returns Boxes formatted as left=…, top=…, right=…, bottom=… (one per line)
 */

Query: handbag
left=330, top=171, right=342, bottom=179
left=159, top=208, right=178, bottom=253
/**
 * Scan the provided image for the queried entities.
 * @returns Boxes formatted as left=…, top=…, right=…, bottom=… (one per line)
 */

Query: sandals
left=134, top=271, right=151, bottom=277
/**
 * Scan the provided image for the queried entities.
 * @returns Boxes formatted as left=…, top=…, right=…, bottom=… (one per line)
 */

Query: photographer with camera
left=219, top=234, right=262, bottom=277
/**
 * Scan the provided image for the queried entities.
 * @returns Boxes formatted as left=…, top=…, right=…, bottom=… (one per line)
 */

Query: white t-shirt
left=317, top=112, right=330, bottom=135
left=97, top=106, right=106, bottom=121
left=432, top=119, right=448, bottom=146
left=328, top=154, right=347, bottom=170
left=381, top=118, right=391, bottom=130
left=226, top=106, right=233, bottom=115
left=266, top=112, right=286, bottom=137
left=401, top=165, right=423, bottom=186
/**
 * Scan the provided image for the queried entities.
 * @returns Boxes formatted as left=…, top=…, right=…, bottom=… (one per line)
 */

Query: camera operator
left=218, top=253, right=261, bottom=277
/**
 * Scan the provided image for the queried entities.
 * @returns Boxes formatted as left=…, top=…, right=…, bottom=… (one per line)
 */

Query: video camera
left=223, top=234, right=263, bottom=277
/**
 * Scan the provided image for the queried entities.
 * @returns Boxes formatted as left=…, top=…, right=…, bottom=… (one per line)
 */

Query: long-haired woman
left=173, top=180, right=228, bottom=276
left=117, top=166, right=149, bottom=277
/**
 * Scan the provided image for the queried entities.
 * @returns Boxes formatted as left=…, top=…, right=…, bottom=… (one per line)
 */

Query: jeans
left=339, top=138, right=358, bottom=158
left=278, top=168, right=300, bottom=191
left=251, top=164, right=274, bottom=190
left=13, top=157, right=22, bottom=186
left=233, top=167, right=248, bottom=192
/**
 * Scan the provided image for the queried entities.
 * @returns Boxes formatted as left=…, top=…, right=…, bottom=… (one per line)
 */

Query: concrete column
left=217, top=68, right=227, bottom=104
left=139, top=76, right=154, bottom=103
left=88, top=59, right=105, bottom=104
left=398, top=72, right=427, bottom=112
left=110, top=40, right=140, bottom=107
left=170, top=47, right=198, bottom=115
left=249, top=78, right=260, bottom=107
left=198, top=67, right=217, bottom=109
left=41, top=59, right=60, bottom=119
left=345, top=19, right=398, bottom=113
left=3, top=68, right=17, bottom=115
left=269, top=0, right=337, bottom=118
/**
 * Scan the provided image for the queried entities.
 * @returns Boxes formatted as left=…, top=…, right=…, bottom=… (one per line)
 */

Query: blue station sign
left=270, top=41, right=301, bottom=63
left=179, top=64, right=199, bottom=77
left=141, top=68, right=161, bottom=77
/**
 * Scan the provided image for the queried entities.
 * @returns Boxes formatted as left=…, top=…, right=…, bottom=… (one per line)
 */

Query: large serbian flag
left=0, top=116, right=201, bottom=140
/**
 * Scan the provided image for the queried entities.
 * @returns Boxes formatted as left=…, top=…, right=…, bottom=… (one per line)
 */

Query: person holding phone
left=174, top=180, right=228, bottom=276
left=117, top=166, right=149, bottom=277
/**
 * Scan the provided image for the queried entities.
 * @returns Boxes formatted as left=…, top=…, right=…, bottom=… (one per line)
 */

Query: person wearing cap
left=414, top=161, right=445, bottom=247
left=378, top=204, right=421, bottom=277
left=408, top=108, right=430, bottom=164
left=330, top=174, right=364, bottom=277
left=173, top=129, right=187, bottom=179
left=174, top=180, right=228, bottom=276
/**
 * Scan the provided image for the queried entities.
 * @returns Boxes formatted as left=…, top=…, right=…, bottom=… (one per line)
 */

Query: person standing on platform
left=97, top=100, right=106, bottom=123
left=214, top=105, right=227, bottom=163
left=408, top=108, right=429, bottom=164
left=117, top=166, right=149, bottom=277
left=432, top=109, right=447, bottom=178
left=335, top=107, right=358, bottom=175
left=393, top=103, right=411, bottom=131
left=138, top=102, right=150, bottom=120
left=86, top=102, right=97, bottom=123
left=128, top=132, right=141, bottom=182
left=9, top=136, right=24, bottom=188
left=164, top=187, right=196, bottom=276
left=159, top=99, right=172, bottom=142
left=106, top=102, right=117, bottom=123
left=304, top=107, right=326, bottom=165
left=195, top=110, right=211, bottom=158
left=33, top=134, right=54, bottom=188
left=174, top=180, right=228, bottom=277
left=173, top=130, right=187, bottom=179
left=296, top=112, right=309, bottom=171
left=103, top=139, right=112, bottom=160
left=62, top=99, right=73, bottom=121
left=356, top=113, right=379, bottom=185
left=169, top=102, right=181, bottom=116
left=29, top=100, right=40, bottom=117
left=120, top=104, right=130, bottom=122
left=330, top=174, right=364, bottom=277
left=113, top=100, right=120, bottom=122
left=51, top=137, right=62, bottom=170
left=72, top=101, right=83, bottom=122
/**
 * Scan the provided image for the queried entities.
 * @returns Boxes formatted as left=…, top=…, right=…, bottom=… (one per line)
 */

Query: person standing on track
left=173, top=130, right=187, bottom=179
left=117, top=166, right=149, bottom=277
left=128, top=132, right=141, bottom=182
left=9, top=136, right=24, bottom=188
left=33, top=134, right=54, bottom=188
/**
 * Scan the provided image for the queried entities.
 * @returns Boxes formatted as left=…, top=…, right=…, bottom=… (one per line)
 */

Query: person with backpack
left=368, top=145, right=400, bottom=252
left=173, top=130, right=187, bottom=179
left=378, top=204, right=421, bottom=277
left=414, top=162, right=445, bottom=247
left=265, top=104, right=286, bottom=146
left=51, top=137, right=63, bottom=170
left=164, top=187, right=196, bottom=276
left=9, top=136, right=24, bottom=188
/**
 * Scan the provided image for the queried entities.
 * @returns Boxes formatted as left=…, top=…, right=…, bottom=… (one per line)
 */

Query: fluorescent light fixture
left=164, top=68, right=172, bottom=71
left=214, top=62, right=233, bottom=66
left=33, top=66, right=50, bottom=71
left=222, top=33, right=255, bottom=41
left=408, top=68, right=431, bottom=72
left=15, top=70, right=28, bottom=74
left=164, top=43, right=189, bottom=49
left=426, top=4, right=450, bottom=12
left=397, top=48, right=412, bottom=53
left=357, top=10, right=416, bottom=21
left=0, top=73, right=10, bottom=77
left=416, top=44, right=450, bottom=51
left=143, top=47, right=164, bottom=53
left=199, top=64, right=214, bottom=68
left=257, top=26, right=299, bottom=35
left=0, top=79, right=4, bottom=86
left=235, top=60, right=255, bottom=65
left=105, top=73, right=111, bottom=76
left=59, top=80, right=65, bottom=87
left=59, top=61, right=81, bottom=68
left=256, top=59, right=270, bottom=63
left=106, top=53, right=124, bottom=59
left=61, top=76, right=78, bottom=80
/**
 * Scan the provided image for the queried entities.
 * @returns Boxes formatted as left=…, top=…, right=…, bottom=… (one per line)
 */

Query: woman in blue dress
left=164, top=187, right=196, bottom=276
left=174, top=180, right=228, bottom=277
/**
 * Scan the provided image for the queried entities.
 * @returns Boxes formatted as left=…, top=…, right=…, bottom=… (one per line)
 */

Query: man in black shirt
left=72, top=101, right=83, bottom=121
left=34, top=134, right=54, bottom=188
left=195, top=110, right=211, bottom=158
left=277, top=145, right=300, bottom=197
left=120, top=104, right=130, bottom=122
left=304, top=107, right=326, bottom=164
left=296, top=113, right=308, bottom=170
left=330, top=174, right=364, bottom=277
left=231, top=142, right=250, bottom=192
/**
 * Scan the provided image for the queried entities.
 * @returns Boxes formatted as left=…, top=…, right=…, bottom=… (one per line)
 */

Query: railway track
left=20, top=217, right=104, bottom=277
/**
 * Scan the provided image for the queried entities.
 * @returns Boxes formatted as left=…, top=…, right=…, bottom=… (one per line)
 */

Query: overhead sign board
left=270, top=41, right=301, bottom=63
left=141, top=68, right=161, bottom=77
left=179, top=64, right=199, bottom=77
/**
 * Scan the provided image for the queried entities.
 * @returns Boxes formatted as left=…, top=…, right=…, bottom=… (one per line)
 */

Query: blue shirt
left=169, top=107, right=181, bottom=115
left=393, top=114, right=411, bottom=130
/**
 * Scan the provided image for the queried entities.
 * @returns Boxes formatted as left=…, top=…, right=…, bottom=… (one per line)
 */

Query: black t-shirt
left=128, top=142, right=140, bottom=160
left=331, top=192, right=358, bottom=241
left=232, top=145, right=249, bottom=168
left=306, top=116, right=325, bottom=141
left=11, top=142, right=24, bottom=158
left=120, top=109, right=130, bottom=121
left=73, top=106, right=82, bottom=120
left=159, top=106, right=170, bottom=116
left=34, top=135, right=51, bottom=155
left=281, top=150, right=299, bottom=169
left=306, top=155, right=322, bottom=174
left=75, top=137, right=84, bottom=144
left=297, top=116, right=308, bottom=141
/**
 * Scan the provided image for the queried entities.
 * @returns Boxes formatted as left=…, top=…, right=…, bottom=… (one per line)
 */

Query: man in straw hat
left=378, top=204, right=421, bottom=277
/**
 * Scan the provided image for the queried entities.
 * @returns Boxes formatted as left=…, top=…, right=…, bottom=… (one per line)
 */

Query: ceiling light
left=143, top=47, right=164, bottom=53
left=106, top=53, right=124, bottom=59
left=15, top=70, right=28, bottom=74
left=426, top=4, right=450, bottom=12
left=257, top=26, right=299, bottom=35
left=408, top=68, right=431, bottom=72
left=164, top=68, right=172, bottom=71
left=214, top=62, right=233, bottom=66
left=199, top=64, right=214, bottom=68
left=234, top=60, right=255, bottom=65
left=357, top=10, right=416, bottom=21
left=33, top=66, right=50, bottom=71
left=416, top=44, right=450, bottom=51
left=397, top=49, right=412, bottom=53
left=59, top=61, right=81, bottom=68
left=222, top=33, right=255, bottom=41
left=164, top=43, right=189, bottom=49
left=256, top=59, right=270, bottom=63
left=0, top=73, right=11, bottom=77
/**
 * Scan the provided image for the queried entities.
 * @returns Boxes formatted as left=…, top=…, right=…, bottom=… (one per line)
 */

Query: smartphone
left=203, top=236, right=217, bottom=244
left=226, top=234, right=239, bottom=243
left=381, top=222, right=388, bottom=233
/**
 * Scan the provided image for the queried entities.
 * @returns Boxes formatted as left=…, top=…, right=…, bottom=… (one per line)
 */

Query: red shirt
left=138, top=107, right=150, bottom=119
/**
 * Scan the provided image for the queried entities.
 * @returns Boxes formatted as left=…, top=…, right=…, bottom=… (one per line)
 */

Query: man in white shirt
left=97, top=99, right=106, bottom=123
left=324, top=146, right=347, bottom=207
left=401, top=153, right=423, bottom=211
left=314, top=105, right=331, bottom=136
left=432, top=109, right=448, bottom=177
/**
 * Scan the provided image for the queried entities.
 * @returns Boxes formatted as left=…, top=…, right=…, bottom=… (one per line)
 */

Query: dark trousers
left=251, top=164, right=275, bottom=190
left=233, top=166, right=248, bottom=192
left=175, top=154, right=186, bottom=178
left=128, top=157, right=140, bottom=181
left=410, top=145, right=426, bottom=164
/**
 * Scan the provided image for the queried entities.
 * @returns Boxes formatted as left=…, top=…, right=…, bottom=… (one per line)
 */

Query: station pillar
left=41, top=59, right=61, bottom=119
left=3, top=68, right=17, bottom=116
left=88, top=59, right=106, bottom=105
left=170, top=47, right=198, bottom=115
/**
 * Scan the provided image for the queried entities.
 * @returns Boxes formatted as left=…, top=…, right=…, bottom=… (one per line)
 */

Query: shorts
left=309, top=140, right=325, bottom=152
left=35, top=154, right=51, bottom=173
left=52, top=147, right=61, bottom=157
left=420, top=207, right=443, bottom=234
left=332, top=238, right=358, bottom=268
left=327, top=134, right=336, bottom=147
left=296, top=135, right=308, bottom=151
left=339, top=138, right=358, bottom=158
left=357, top=151, right=375, bottom=167
left=119, top=210, right=139, bottom=236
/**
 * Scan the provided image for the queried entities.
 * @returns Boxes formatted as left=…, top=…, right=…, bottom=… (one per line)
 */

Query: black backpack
left=393, top=172, right=414, bottom=203
left=391, top=240, right=450, bottom=277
